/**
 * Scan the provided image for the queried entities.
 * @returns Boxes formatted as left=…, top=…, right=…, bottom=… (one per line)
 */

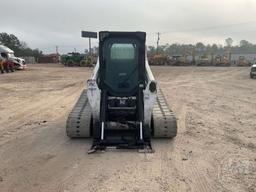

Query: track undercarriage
left=66, top=89, right=177, bottom=153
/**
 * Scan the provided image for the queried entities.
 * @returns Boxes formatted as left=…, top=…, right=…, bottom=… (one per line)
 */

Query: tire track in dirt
left=0, top=97, right=77, bottom=146
left=0, top=81, right=85, bottom=146
left=159, top=69, right=243, bottom=192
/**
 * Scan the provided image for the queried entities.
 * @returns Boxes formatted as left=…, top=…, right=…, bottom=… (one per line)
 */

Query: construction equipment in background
left=170, top=55, right=190, bottom=66
left=196, top=54, right=211, bottom=66
left=79, top=56, right=91, bottom=67
left=61, top=52, right=95, bottom=67
left=66, top=31, right=177, bottom=153
left=148, top=54, right=171, bottom=65
left=214, top=54, right=231, bottom=66
left=237, top=56, right=251, bottom=67
left=81, top=57, right=94, bottom=67
left=148, top=54, right=191, bottom=66
left=61, top=52, right=84, bottom=66
left=215, top=55, right=223, bottom=66
left=214, top=51, right=231, bottom=67
left=37, top=54, right=60, bottom=64
left=79, top=55, right=97, bottom=67
left=88, top=53, right=98, bottom=65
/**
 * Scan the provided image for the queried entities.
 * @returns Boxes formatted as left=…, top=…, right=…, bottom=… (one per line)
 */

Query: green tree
left=225, top=37, right=233, bottom=47
left=211, top=44, right=218, bottom=53
left=147, top=46, right=156, bottom=55
left=0, top=32, right=43, bottom=59
left=239, top=40, right=250, bottom=47
left=195, top=42, right=205, bottom=52
left=0, top=33, right=22, bottom=52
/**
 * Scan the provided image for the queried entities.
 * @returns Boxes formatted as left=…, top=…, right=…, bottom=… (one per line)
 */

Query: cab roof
left=0, top=45, right=14, bottom=53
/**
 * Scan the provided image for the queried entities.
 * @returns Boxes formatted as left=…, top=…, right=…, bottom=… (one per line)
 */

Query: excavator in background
left=66, top=31, right=177, bottom=153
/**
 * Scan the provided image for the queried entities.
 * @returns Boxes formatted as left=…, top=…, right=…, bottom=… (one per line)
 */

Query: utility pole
left=55, top=46, right=59, bottom=63
left=55, top=46, right=59, bottom=55
left=192, top=47, right=195, bottom=65
left=228, top=47, right=231, bottom=65
left=89, top=38, right=91, bottom=56
left=81, top=31, right=97, bottom=62
left=74, top=48, right=76, bottom=53
left=156, top=32, right=160, bottom=54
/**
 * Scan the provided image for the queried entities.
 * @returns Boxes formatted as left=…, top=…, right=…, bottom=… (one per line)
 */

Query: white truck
left=0, top=45, right=27, bottom=70
left=250, top=64, right=256, bottom=79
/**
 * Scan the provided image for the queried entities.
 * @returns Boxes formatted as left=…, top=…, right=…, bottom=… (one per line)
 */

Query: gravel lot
left=0, top=64, right=255, bottom=192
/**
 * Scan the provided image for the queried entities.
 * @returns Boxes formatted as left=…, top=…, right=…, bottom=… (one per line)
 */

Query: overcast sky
left=1, top=0, right=256, bottom=54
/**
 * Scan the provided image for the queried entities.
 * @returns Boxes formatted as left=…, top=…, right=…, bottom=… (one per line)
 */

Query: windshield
left=110, top=44, right=135, bottom=59
left=8, top=53, right=15, bottom=58
left=103, top=38, right=140, bottom=94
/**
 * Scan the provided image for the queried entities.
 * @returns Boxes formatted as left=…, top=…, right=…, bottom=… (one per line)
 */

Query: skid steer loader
left=66, top=31, right=177, bottom=153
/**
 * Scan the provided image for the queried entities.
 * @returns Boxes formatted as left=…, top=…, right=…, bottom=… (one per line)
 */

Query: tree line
left=148, top=38, right=256, bottom=56
left=0, top=32, right=43, bottom=59
left=1, top=33, right=255, bottom=58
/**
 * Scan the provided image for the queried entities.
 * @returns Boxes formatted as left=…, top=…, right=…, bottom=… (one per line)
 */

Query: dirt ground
left=0, top=64, right=255, bottom=192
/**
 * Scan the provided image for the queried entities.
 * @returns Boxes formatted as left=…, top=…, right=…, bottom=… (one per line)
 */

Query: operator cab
left=92, top=31, right=149, bottom=149
left=98, top=32, right=146, bottom=120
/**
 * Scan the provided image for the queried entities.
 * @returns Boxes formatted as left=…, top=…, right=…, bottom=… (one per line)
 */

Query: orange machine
left=238, top=56, right=250, bottom=66
left=148, top=54, right=171, bottom=65
left=215, top=54, right=230, bottom=66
